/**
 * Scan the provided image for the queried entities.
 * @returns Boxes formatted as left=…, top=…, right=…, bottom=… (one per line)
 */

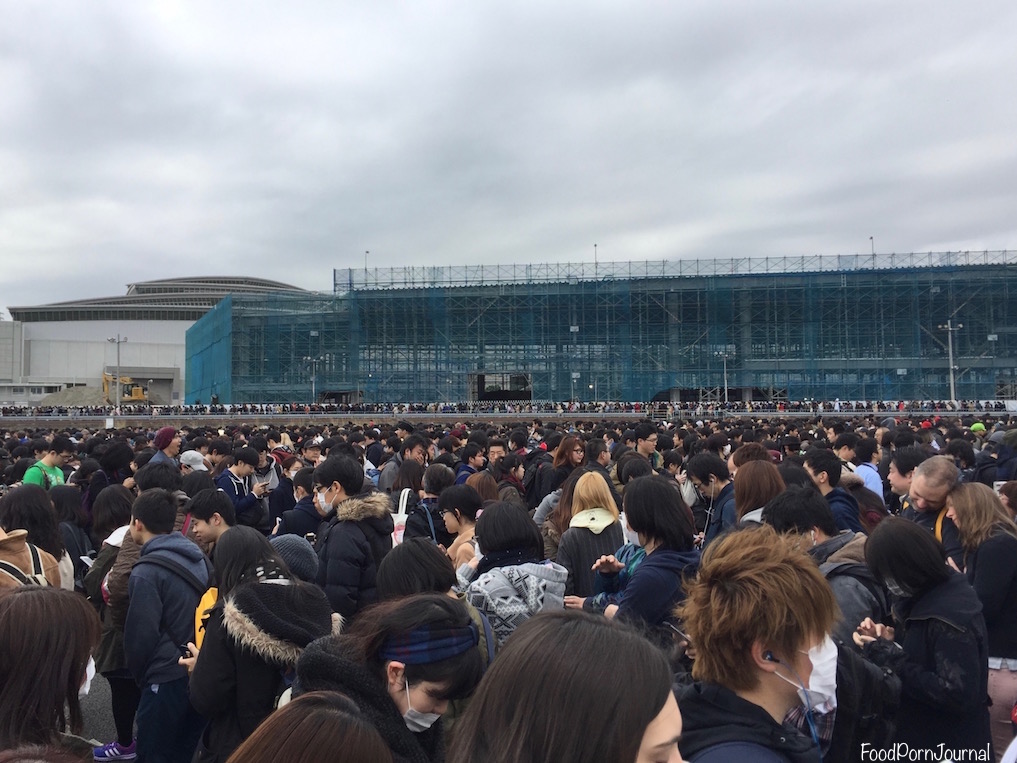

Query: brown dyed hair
left=947, top=481, right=1017, bottom=553
left=465, top=471, right=499, bottom=503
left=0, top=587, right=101, bottom=748
left=733, top=460, right=786, bottom=519
left=225, top=691, right=392, bottom=763
left=731, top=441, right=771, bottom=469
left=677, top=525, right=838, bottom=692
left=552, top=436, right=584, bottom=470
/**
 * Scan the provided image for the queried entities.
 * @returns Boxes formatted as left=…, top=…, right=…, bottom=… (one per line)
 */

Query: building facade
left=185, top=252, right=1017, bottom=405
left=2, top=277, right=303, bottom=405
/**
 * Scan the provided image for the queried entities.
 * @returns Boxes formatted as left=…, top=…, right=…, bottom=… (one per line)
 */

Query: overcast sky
left=3, top=1, right=1016, bottom=312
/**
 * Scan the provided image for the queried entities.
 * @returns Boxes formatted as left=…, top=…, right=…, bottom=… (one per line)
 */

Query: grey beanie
left=270, top=534, right=319, bottom=582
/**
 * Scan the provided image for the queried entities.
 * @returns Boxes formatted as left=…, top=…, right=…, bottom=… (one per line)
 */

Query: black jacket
left=189, top=581, right=338, bottom=763
left=314, top=491, right=393, bottom=619
left=964, top=530, right=1017, bottom=658
left=277, top=496, right=321, bottom=540
left=268, top=476, right=296, bottom=526
left=295, top=635, right=444, bottom=763
left=862, top=572, right=991, bottom=750
left=677, top=682, right=818, bottom=762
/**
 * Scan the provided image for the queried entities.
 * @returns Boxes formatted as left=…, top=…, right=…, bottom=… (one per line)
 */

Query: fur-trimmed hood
left=223, top=581, right=340, bottom=667
left=335, top=490, right=394, bottom=524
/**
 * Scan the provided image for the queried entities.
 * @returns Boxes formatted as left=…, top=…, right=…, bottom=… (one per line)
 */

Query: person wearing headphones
left=675, top=524, right=838, bottom=762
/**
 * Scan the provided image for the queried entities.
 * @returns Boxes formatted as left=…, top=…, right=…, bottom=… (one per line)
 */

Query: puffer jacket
left=315, top=491, right=394, bottom=619
left=189, top=580, right=340, bottom=763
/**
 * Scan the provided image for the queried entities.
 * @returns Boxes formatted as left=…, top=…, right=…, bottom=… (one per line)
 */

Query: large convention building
left=1, top=277, right=304, bottom=406
left=185, top=251, right=1017, bottom=405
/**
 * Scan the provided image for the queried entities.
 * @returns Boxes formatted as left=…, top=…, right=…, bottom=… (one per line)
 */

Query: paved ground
left=80, top=673, right=119, bottom=747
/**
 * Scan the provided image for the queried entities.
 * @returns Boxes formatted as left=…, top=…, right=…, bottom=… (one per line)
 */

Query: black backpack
left=821, top=561, right=891, bottom=626
left=522, top=452, right=553, bottom=510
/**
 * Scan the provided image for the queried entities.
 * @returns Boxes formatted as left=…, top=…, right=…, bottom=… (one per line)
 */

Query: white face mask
left=316, top=490, right=332, bottom=514
left=775, top=636, right=838, bottom=713
left=403, top=679, right=441, bottom=732
left=79, top=656, right=96, bottom=698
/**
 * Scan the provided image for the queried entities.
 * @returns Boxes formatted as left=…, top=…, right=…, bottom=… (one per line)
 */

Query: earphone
left=762, top=650, right=822, bottom=761
left=763, top=651, right=779, bottom=662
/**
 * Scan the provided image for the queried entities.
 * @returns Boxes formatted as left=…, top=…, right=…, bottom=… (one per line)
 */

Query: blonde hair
left=948, top=482, right=1017, bottom=553
left=570, top=471, right=619, bottom=520
left=676, top=525, right=838, bottom=692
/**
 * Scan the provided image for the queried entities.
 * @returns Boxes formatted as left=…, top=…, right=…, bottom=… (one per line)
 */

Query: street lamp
left=106, top=335, right=127, bottom=410
left=715, top=351, right=731, bottom=404
left=938, top=320, right=963, bottom=405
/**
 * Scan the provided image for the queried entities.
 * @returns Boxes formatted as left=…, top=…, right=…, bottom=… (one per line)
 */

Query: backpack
left=821, top=561, right=890, bottom=626
left=24, top=463, right=53, bottom=490
left=0, top=543, right=51, bottom=586
left=523, top=452, right=553, bottom=510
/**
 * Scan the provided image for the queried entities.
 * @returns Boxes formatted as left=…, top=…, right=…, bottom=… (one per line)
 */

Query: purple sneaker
left=93, top=740, right=137, bottom=761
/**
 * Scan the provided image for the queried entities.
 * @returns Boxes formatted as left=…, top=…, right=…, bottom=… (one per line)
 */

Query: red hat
left=920, top=421, right=932, bottom=429
left=153, top=426, right=177, bottom=450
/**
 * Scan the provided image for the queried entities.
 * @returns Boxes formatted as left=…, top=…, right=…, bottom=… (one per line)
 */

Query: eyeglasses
left=573, top=447, right=584, bottom=453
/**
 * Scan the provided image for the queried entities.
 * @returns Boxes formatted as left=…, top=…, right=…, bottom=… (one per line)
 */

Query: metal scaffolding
left=186, top=253, right=1017, bottom=404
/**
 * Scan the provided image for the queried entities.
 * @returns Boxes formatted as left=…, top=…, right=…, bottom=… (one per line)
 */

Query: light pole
left=304, top=356, right=321, bottom=402
left=715, top=351, right=730, bottom=404
left=106, top=334, right=127, bottom=409
left=938, top=320, right=963, bottom=405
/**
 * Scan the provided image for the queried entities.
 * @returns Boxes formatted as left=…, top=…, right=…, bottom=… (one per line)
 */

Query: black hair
left=854, top=438, right=880, bottom=464
left=181, top=470, right=215, bottom=498
left=0, top=485, right=65, bottom=560
left=133, top=462, right=183, bottom=493
left=49, top=486, right=88, bottom=528
left=399, top=435, right=428, bottom=458
left=619, top=455, right=652, bottom=484
left=622, top=475, right=695, bottom=552
left=474, top=501, right=543, bottom=559
left=213, top=525, right=290, bottom=596
left=91, top=485, right=134, bottom=541
left=208, top=439, right=233, bottom=457
left=422, top=463, right=456, bottom=496
left=234, top=447, right=260, bottom=468
left=761, top=485, right=838, bottom=537
left=461, top=443, right=484, bottom=464
left=438, top=485, right=483, bottom=523
left=803, top=448, right=843, bottom=488
left=98, top=441, right=134, bottom=474
left=186, top=488, right=236, bottom=526
left=293, top=466, right=315, bottom=494
left=376, top=538, right=457, bottom=599
left=686, top=452, right=730, bottom=483
left=865, top=516, right=950, bottom=595
left=312, top=456, right=364, bottom=497
left=890, top=445, right=928, bottom=477
left=833, top=432, right=860, bottom=450
left=945, top=439, right=976, bottom=470
left=508, top=429, right=528, bottom=451
left=633, top=423, right=657, bottom=444
left=131, top=489, right=177, bottom=535
left=777, top=462, right=813, bottom=488
left=336, top=594, right=483, bottom=701
left=48, top=437, right=75, bottom=456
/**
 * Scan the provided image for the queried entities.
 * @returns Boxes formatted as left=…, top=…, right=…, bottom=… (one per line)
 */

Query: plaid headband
left=379, top=623, right=480, bottom=665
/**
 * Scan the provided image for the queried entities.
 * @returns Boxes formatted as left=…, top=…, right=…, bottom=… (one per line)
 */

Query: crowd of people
left=0, top=397, right=1010, bottom=421
left=1, top=409, right=1017, bottom=761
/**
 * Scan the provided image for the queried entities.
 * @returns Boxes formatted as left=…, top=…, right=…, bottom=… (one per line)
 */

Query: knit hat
left=971, top=422, right=986, bottom=433
left=153, top=427, right=177, bottom=451
left=270, top=535, right=319, bottom=582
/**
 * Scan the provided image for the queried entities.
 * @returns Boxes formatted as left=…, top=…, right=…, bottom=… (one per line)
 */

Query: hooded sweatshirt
left=614, top=547, right=700, bottom=628
left=556, top=508, right=624, bottom=597
left=125, top=532, right=211, bottom=685
left=677, top=682, right=819, bottom=763
left=825, top=487, right=864, bottom=534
